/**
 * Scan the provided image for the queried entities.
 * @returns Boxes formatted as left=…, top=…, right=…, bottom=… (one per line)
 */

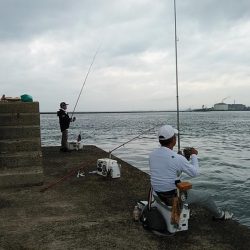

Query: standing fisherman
left=56, top=45, right=100, bottom=152
left=57, top=102, right=76, bottom=152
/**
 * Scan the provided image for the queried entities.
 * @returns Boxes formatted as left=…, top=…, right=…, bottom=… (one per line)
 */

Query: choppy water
left=40, top=111, right=250, bottom=227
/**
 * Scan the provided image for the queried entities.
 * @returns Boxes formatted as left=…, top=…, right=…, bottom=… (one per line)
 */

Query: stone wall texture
left=0, top=102, right=44, bottom=188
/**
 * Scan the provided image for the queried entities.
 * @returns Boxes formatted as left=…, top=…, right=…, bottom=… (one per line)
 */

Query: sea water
left=40, top=111, right=250, bottom=227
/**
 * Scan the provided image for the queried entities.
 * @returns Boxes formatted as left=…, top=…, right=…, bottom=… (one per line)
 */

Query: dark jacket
left=57, top=109, right=71, bottom=132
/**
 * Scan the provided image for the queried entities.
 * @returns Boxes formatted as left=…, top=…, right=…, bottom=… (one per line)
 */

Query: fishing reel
left=182, top=147, right=194, bottom=161
left=96, top=158, right=121, bottom=178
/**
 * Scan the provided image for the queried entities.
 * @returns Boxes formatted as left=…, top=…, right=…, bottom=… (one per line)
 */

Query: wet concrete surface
left=0, top=146, right=249, bottom=250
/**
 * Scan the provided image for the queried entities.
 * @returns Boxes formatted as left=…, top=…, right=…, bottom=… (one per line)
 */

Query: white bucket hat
left=158, top=125, right=178, bottom=140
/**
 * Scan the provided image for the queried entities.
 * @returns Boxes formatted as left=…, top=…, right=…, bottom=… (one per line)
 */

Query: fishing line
left=108, top=124, right=163, bottom=158
left=70, top=44, right=101, bottom=119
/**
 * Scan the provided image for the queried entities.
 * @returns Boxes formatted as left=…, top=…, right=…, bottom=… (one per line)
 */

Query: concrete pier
left=0, top=102, right=43, bottom=187
left=0, top=146, right=249, bottom=249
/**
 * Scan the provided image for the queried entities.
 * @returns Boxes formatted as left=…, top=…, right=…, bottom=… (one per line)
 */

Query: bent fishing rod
left=108, top=125, right=162, bottom=158
left=70, top=45, right=101, bottom=119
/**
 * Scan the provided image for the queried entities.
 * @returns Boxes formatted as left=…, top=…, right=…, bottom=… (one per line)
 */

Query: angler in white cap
left=57, top=102, right=76, bottom=152
left=149, top=125, right=233, bottom=220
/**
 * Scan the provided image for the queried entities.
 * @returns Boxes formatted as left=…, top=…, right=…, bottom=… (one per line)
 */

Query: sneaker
left=213, top=210, right=233, bottom=221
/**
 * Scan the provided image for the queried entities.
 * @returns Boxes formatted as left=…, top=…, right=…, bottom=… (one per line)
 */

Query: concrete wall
left=0, top=102, right=44, bottom=188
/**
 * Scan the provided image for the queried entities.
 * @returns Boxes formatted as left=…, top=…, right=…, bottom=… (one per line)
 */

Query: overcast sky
left=1, top=0, right=250, bottom=112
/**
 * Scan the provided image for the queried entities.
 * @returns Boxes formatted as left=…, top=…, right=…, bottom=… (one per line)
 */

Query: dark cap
left=60, top=102, right=69, bottom=108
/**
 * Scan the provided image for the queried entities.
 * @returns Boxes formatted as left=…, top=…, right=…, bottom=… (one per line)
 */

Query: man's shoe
left=213, top=210, right=233, bottom=221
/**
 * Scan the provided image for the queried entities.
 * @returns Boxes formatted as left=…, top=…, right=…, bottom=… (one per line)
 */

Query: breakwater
left=0, top=146, right=250, bottom=249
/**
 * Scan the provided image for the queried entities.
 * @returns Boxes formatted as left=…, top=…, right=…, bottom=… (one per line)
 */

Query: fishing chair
left=152, top=182, right=192, bottom=233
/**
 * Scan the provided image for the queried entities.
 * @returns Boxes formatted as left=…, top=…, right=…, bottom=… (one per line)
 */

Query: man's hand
left=191, top=148, right=198, bottom=155
left=72, top=117, right=76, bottom=122
left=183, top=147, right=198, bottom=160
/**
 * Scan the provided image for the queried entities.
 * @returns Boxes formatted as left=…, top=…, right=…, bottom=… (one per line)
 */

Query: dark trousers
left=156, top=190, right=177, bottom=206
left=61, top=129, right=68, bottom=149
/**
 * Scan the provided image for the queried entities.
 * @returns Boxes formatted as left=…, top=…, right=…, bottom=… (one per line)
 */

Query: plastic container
left=133, top=205, right=141, bottom=222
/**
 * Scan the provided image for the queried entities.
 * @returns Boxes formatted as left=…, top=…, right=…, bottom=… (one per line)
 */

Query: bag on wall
left=21, top=94, right=33, bottom=102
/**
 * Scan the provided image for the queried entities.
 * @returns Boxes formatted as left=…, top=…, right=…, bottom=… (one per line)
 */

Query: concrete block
left=0, top=101, right=44, bottom=188
left=0, top=102, right=39, bottom=113
left=0, top=126, right=41, bottom=140
left=0, top=113, right=40, bottom=126
left=0, top=151, right=42, bottom=169
left=0, top=138, right=41, bottom=153
left=0, top=167, right=44, bottom=188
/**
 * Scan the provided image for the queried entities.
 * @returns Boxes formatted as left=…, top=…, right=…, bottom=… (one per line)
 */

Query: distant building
left=228, top=104, right=246, bottom=111
left=214, top=103, right=228, bottom=111
left=192, top=102, right=249, bottom=112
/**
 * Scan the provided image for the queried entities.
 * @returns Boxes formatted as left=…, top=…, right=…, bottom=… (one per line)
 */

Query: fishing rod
left=70, top=45, right=101, bottom=119
left=40, top=163, right=85, bottom=193
left=108, top=125, right=160, bottom=158
left=174, top=0, right=181, bottom=153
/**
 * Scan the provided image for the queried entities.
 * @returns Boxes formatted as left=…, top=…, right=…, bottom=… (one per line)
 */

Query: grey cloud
left=0, top=0, right=106, bottom=40
left=178, top=0, right=250, bottom=31
left=1, top=0, right=250, bottom=111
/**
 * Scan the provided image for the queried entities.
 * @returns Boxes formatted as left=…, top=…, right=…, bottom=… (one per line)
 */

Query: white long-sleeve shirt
left=149, top=146, right=199, bottom=192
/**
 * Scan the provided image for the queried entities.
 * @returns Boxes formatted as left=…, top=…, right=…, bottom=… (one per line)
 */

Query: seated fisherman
left=149, top=125, right=233, bottom=220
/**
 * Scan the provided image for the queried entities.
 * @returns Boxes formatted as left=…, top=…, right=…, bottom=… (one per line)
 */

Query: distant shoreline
left=40, top=110, right=250, bottom=114
left=40, top=110, right=179, bottom=114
